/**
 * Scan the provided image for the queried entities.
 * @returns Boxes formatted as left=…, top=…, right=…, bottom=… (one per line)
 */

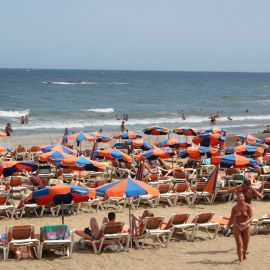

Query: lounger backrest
left=148, top=174, right=159, bottom=182
left=144, top=217, right=164, bottom=230
left=195, top=182, right=205, bottom=192
left=192, top=212, right=214, bottom=224
left=174, top=183, right=188, bottom=193
left=0, top=196, right=8, bottom=205
left=73, top=194, right=89, bottom=203
left=158, top=184, right=170, bottom=194
left=102, top=222, right=124, bottom=235
left=35, top=195, right=54, bottom=206
left=40, top=224, right=70, bottom=242
left=8, top=225, right=34, bottom=242
left=171, top=214, right=190, bottom=225
left=30, top=146, right=40, bottom=153
left=10, top=177, right=22, bottom=187
left=174, top=171, right=187, bottom=179
left=263, top=181, right=270, bottom=189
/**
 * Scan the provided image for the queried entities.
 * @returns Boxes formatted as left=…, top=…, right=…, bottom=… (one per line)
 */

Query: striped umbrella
left=158, top=138, right=190, bottom=149
left=179, top=146, right=219, bottom=160
left=89, top=132, right=111, bottom=143
left=199, top=128, right=226, bottom=135
left=173, top=128, right=197, bottom=136
left=0, top=161, right=38, bottom=177
left=129, top=139, right=155, bottom=151
left=135, top=148, right=175, bottom=161
left=61, top=156, right=105, bottom=172
left=39, top=150, right=75, bottom=163
left=98, top=149, right=132, bottom=163
left=193, top=132, right=226, bottom=148
left=41, top=144, right=77, bottom=155
left=211, top=154, right=257, bottom=168
left=234, top=133, right=264, bottom=145
left=27, top=184, right=95, bottom=224
left=113, top=131, right=142, bottom=140
left=225, top=145, right=265, bottom=157
left=143, top=126, right=170, bottom=136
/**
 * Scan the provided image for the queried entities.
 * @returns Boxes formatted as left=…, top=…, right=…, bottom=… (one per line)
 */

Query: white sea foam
left=0, top=109, right=30, bottom=118
left=43, top=81, right=127, bottom=85
left=84, top=108, right=114, bottom=113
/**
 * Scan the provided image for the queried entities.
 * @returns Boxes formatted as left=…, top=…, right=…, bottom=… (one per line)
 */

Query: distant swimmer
left=215, top=111, right=221, bottom=118
left=227, top=116, right=233, bottom=121
left=245, top=109, right=249, bottom=113
left=181, top=113, right=186, bottom=120
left=21, top=116, right=25, bottom=124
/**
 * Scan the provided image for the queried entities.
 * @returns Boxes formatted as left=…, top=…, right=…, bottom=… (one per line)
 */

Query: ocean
left=1, top=68, right=270, bottom=136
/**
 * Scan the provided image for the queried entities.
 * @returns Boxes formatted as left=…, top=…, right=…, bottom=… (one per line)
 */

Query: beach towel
left=40, top=224, right=70, bottom=241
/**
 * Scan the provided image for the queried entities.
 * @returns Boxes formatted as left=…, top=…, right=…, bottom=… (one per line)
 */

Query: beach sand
left=1, top=131, right=270, bottom=269
left=0, top=200, right=270, bottom=270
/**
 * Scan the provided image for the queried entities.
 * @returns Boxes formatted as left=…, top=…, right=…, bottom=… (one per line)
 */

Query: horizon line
left=0, top=67, right=270, bottom=74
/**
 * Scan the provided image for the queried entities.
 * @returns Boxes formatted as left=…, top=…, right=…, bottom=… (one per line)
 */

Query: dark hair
left=237, top=192, right=245, bottom=198
left=108, top=212, right=116, bottom=221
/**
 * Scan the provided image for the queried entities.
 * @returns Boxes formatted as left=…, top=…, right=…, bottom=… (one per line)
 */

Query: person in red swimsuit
left=227, top=192, right=253, bottom=264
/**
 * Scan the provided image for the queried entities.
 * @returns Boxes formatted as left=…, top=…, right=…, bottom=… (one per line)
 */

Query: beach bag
left=12, top=245, right=35, bottom=260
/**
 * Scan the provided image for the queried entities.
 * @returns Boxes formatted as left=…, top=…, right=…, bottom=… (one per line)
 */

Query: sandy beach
left=0, top=200, right=269, bottom=270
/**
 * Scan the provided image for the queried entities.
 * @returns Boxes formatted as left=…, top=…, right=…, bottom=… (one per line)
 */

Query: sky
left=0, top=0, right=270, bottom=72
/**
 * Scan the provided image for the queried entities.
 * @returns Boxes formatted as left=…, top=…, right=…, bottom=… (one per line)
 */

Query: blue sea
left=0, top=68, right=270, bottom=136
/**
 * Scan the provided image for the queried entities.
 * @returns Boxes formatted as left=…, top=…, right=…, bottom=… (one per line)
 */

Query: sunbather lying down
left=90, top=212, right=116, bottom=240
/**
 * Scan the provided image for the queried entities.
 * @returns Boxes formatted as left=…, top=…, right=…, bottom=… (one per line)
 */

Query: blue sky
left=1, top=0, right=270, bottom=72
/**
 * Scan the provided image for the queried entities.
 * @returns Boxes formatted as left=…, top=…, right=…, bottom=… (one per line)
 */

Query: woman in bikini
left=227, top=192, right=253, bottom=264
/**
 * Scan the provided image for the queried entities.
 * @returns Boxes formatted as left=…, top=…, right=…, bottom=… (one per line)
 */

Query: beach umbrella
left=234, top=133, right=264, bottom=145
left=96, top=178, right=160, bottom=229
left=128, top=139, right=155, bottom=151
left=61, top=156, right=105, bottom=172
left=0, top=146, right=11, bottom=155
left=27, top=184, right=95, bottom=224
left=0, top=161, right=38, bottom=177
left=179, top=146, right=219, bottom=160
left=68, top=132, right=95, bottom=142
left=89, top=132, right=111, bottom=143
left=39, top=150, right=75, bottom=163
left=143, top=126, right=170, bottom=136
left=98, top=149, right=132, bottom=163
left=41, top=144, right=77, bottom=155
left=225, top=145, right=265, bottom=157
left=173, top=128, right=197, bottom=136
left=211, top=154, right=257, bottom=168
left=192, top=132, right=226, bottom=148
left=264, top=137, right=270, bottom=145
left=157, top=138, right=190, bottom=149
left=199, top=128, right=226, bottom=135
left=135, top=148, right=175, bottom=161
left=113, top=131, right=142, bottom=140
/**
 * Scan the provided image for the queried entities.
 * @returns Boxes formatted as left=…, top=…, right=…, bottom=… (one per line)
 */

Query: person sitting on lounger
left=90, top=212, right=116, bottom=239
left=131, top=210, right=154, bottom=236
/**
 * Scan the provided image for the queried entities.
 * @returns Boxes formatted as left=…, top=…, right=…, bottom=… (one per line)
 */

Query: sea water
left=0, top=68, right=270, bottom=135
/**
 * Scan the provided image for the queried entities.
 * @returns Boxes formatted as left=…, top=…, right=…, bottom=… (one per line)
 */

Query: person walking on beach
left=226, top=192, right=253, bottom=264
left=5, top=123, right=13, bottom=136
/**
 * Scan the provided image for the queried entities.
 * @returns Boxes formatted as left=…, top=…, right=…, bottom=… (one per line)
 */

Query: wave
left=43, top=81, right=128, bottom=85
left=0, top=109, right=30, bottom=118
left=84, top=108, right=114, bottom=113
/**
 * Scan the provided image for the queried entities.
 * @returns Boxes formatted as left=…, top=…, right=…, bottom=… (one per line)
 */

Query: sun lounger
left=76, top=222, right=130, bottom=254
left=0, top=194, right=15, bottom=219
left=6, top=224, right=40, bottom=260
left=162, top=214, right=196, bottom=240
left=157, top=184, right=177, bottom=207
left=14, top=197, right=39, bottom=219
left=39, top=224, right=74, bottom=259
left=252, top=214, right=270, bottom=235
left=133, top=217, right=173, bottom=248
left=173, top=183, right=195, bottom=205
left=191, top=212, right=220, bottom=240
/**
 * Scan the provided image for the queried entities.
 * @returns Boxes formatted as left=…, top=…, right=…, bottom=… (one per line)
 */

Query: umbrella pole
left=61, top=202, right=64, bottom=224
left=129, top=198, right=133, bottom=248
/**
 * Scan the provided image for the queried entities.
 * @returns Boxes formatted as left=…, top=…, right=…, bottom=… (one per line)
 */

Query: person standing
left=25, top=115, right=29, bottom=124
left=21, top=116, right=25, bottom=124
left=120, top=121, right=125, bottom=132
left=226, top=193, right=253, bottom=263
left=5, top=123, right=13, bottom=136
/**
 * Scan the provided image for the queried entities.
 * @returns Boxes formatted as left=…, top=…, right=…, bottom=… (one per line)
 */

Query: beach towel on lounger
left=41, top=224, right=70, bottom=241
